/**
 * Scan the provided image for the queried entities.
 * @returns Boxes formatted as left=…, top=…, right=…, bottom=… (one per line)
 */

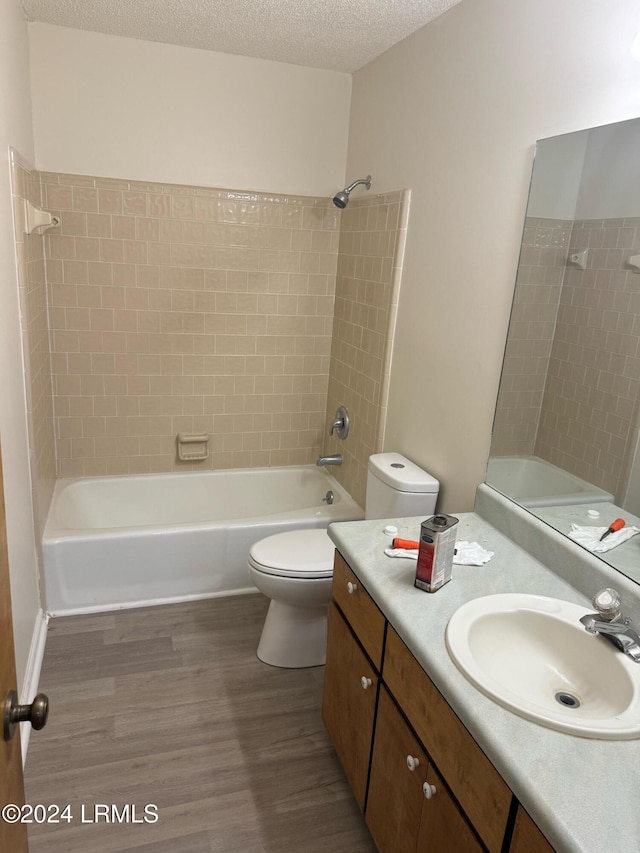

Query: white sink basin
left=446, top=593, right=640, bottom=739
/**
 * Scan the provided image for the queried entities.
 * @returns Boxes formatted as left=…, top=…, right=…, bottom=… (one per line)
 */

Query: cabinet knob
left=361, top=676, right=372, bottom=690
left=406, top=755, right=420, bottom=772
left=347, top=581, right=358, bottom=594
left=423, top=782, right=437, bottom=799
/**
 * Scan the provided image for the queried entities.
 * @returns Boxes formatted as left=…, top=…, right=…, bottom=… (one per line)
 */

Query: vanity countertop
left=328, top=511, right=640, bottom=853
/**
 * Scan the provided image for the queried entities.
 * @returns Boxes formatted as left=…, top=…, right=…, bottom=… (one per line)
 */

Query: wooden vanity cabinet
left=323, top=549, right=558, bottom=853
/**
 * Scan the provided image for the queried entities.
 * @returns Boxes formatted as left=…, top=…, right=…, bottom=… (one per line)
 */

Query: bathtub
left=43, top=466, right=363, bottom=615
left=486, top=455, right=614, bottom=508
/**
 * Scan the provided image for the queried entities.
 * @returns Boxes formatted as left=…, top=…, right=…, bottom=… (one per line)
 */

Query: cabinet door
left=384, top=627, right=511, bottom=853
left=322, top=601, right=378, bottom=810
left=366, top=686, right=428, bottom=853
left=417, top=764, right=483, bottom=853
left=510, top=807, right=555, bottom=853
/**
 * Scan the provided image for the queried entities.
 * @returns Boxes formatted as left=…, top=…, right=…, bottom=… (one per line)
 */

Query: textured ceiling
left=20, top=0, right=462, bottom=73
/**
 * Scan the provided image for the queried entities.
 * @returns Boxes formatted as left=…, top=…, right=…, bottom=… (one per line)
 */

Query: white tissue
left=454, top=541, right=495, bottom=566
left=384, top=547, right=419, bottom=559
left=568, top=523, right=640, bottom=553
left=384, top=540, right=494, bottom=567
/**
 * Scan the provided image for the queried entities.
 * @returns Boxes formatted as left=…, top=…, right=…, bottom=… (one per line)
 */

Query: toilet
left=248, top=452, right=440, bottom=668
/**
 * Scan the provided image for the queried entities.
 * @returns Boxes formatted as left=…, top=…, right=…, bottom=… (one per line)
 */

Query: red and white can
left=414, top=514, right=458, bottom=593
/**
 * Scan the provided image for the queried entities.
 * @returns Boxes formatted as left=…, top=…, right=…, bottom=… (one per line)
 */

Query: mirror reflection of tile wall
left=535, top=216, right=640, bottom=497
left=491, top=217, right=571, bottom=457
left=493, top=212, right=640, bottom=499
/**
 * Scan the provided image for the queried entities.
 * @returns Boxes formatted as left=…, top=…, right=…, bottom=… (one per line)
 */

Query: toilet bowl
left=248, top=528, right=334, bottom=668
left=248, top=452, right=440, bottom=668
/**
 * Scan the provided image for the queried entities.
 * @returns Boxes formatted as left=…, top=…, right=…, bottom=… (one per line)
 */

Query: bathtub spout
left=316, top=454, right=342, bottom=467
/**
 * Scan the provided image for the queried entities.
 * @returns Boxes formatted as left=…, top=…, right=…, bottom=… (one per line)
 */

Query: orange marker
left=392, top=537, right=419, bottom=550
left=600, top=518, right=625, bottom=541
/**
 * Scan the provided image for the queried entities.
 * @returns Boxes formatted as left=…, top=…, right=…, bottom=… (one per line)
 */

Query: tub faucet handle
left=329, top=406, right=350, bottom=440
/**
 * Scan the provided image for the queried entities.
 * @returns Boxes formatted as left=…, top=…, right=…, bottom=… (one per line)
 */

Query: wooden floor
left=24, top=594, right=375, bottom=852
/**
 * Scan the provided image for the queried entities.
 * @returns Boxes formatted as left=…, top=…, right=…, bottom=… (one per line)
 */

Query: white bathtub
left=43, top=466, right=363, bottom=615
left=486, top=455, right=614, bottom=508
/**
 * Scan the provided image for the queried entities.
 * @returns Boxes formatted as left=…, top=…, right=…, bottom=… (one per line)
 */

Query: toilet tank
left=365, top=453, right=439, bottom=520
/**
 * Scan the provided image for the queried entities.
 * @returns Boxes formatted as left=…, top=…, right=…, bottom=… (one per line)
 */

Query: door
left=0, top=445, right=29, bottom=852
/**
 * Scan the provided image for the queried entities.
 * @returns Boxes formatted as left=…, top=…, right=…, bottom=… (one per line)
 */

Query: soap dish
left=176, top=433, right=209, bottom=462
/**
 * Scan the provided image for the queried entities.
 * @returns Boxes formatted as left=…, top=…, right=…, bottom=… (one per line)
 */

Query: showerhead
left=333, top=190, right=349, bottom=209
left=332, top=175, right=372, bottom=209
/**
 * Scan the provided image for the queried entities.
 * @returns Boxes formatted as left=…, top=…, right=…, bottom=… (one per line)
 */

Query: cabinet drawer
left=383, top=627, right=512, bottom=853
left=332, top=550, right=385, bottom=669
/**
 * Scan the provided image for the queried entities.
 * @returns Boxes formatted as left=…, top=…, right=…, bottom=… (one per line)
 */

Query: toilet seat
left=248, top=529, right=334, bottom=578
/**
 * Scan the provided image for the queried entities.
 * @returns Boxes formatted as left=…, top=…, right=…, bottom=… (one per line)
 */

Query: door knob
left=3, top=690, right=49, bottom=741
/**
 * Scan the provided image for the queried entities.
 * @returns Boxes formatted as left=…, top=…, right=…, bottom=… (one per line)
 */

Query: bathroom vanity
left=323, top=487, right=640, bottom=853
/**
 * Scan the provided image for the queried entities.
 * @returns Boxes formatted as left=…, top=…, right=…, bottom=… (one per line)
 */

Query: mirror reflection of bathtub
left=486, top=455, right=640, bottom=583
left=486, top=456, right=614, bottom=508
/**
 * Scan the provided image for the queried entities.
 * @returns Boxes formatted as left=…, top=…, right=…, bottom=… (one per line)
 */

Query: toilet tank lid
left=368, top=453, right=439, bottom=494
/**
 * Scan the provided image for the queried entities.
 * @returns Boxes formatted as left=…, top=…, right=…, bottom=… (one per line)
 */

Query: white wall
left=28, top=24, right=352, bottom=196
left=347, top=0, right=640, bottom=511
left=0, top=0, right=42, bottom=690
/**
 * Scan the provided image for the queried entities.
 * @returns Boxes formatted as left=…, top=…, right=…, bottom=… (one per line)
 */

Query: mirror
left=487, top=117, right=640, bottom=584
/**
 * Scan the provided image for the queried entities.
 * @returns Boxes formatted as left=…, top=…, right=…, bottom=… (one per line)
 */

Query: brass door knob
left=3, top=690, right=49, bottom=741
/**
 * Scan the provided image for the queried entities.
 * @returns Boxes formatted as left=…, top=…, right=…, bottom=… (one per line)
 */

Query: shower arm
left=344, top=176, right=372, bottom=194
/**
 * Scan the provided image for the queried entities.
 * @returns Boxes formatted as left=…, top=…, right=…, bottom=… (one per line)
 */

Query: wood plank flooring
left=24, top=594, right=375, bottom=852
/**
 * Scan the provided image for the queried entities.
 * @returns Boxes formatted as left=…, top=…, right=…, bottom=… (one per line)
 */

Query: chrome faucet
left=316, top=454, right=342, bottom=467
left=579, top=588, right=640, bottom=662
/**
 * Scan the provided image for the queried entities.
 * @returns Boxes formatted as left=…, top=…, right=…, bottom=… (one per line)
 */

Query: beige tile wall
left=40, top=172, right=339, bottom=476
left=10, top=150, right=56, bottom=554
left=491, top=217, right=570, bottom=455
left=535, top=217, right=640, bottom=496
left=322, top=190, right=410, bottom=509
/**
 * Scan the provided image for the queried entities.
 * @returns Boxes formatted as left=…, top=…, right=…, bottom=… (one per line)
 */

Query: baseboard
left=46, top=585, right=259, bottom=618
left=20, top=608, right=49, bottom=766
